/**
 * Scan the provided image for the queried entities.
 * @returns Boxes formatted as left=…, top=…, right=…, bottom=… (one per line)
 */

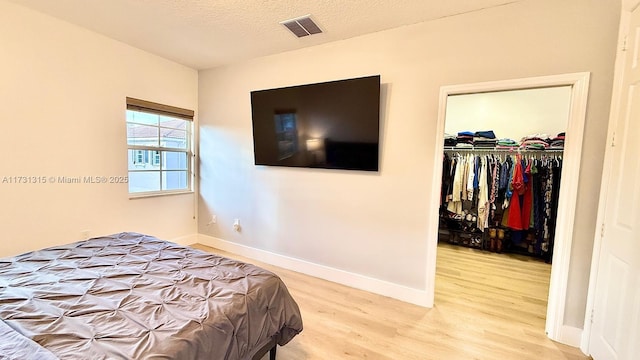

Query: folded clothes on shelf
left=523, top=143, right=547, bottom=150
left=521, top=133, right=552, bottom=142
left=444, top=133, right=457, bottom=146
left=496, top=138, right=519, bottom=148
left=474, top=130, right=496, bottom=139
left=520, top=135, right=550, bottom=150
left=548, top=139, right=564, bottom=150
left=455, top=143, right=474, bottom=148
left=473, top=139, right=498, bottom=148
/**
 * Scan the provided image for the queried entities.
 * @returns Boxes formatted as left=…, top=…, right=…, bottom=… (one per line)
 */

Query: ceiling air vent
left=280, top=15, right=322, bottom=38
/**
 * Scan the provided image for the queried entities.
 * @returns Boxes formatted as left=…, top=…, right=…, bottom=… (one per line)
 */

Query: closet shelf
left=443, top=147, right=564, bottom=153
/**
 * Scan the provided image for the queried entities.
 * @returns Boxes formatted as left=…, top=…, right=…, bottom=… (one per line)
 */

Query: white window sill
left=129, top=189, right=194, bottom=199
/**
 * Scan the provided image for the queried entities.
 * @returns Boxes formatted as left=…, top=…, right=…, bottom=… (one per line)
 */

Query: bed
left=0, top=232, right=303, bottom=359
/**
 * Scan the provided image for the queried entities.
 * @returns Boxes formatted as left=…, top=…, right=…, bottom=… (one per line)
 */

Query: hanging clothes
left=439, top=150, right=563, bottom=259
left=520, top=159, right=533, bottom=229
left=441, top=154, right=451, bottom=205
left=477, top=156, right=489, bottom=231
left=466, top=154, right=475, bottom=201
left=447, top=154, right=464, bottom=215
left=488, top=156, right=500, bottom=227
left=507, top=156, right=525, bottom=230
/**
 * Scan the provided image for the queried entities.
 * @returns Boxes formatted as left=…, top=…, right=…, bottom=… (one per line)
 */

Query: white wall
left=445, top=86, right=571, bottom=141
left=198, top=0, right=620, bottom=329
left=0, top=1, right=198, bottom=255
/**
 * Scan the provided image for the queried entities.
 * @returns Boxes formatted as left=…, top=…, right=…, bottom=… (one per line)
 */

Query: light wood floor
left=191, top=242, right=589, bottom=360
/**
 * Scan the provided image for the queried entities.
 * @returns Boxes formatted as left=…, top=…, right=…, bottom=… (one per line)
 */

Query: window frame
left=126, top=97, right=194, bottom=198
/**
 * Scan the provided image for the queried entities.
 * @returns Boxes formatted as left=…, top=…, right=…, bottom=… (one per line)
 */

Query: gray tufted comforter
left=0, top=232, right=303, bottom=359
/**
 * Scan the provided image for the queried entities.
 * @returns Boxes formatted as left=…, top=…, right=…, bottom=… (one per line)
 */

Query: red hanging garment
left=507, top=156, right=524, bottom=230
left=520, top=160, right=533, bottom=229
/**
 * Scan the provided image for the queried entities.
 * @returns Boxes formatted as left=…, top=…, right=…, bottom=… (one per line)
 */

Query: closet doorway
left=425, top=73, right=591, bottom=344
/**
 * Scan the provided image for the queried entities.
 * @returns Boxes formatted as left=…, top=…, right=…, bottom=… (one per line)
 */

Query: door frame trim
left=426, top=72, right=591, bottom=344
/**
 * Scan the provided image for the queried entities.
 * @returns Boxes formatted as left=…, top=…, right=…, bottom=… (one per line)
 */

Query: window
left=134, top=150, right=144, bottom=164
left=152, top=151, right=161, bottom=166
left=126, top=97, right=194, bottom=195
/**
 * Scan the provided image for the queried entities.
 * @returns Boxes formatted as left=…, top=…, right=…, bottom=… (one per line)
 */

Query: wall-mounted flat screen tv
left=250, top=75, right=381, bottom=172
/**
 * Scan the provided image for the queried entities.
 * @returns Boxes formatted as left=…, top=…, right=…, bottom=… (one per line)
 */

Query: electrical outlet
left=233, top=219, right=241, bottom=232
left=208, top=215, right=217, bottom=225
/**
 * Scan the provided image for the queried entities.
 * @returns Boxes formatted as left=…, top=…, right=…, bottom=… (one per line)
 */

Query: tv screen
left=250, top=75, right=381, bottom=172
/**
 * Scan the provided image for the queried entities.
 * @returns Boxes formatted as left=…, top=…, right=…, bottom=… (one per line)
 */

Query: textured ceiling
left=9, top=0, right=519, bottom=70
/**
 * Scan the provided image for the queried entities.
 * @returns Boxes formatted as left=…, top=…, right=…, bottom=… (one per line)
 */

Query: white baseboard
left=171, top=233, right=199, bottom=246
left=197, top=234, right=430, bottom=307
left=558, top=325, right=583, bottom=348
